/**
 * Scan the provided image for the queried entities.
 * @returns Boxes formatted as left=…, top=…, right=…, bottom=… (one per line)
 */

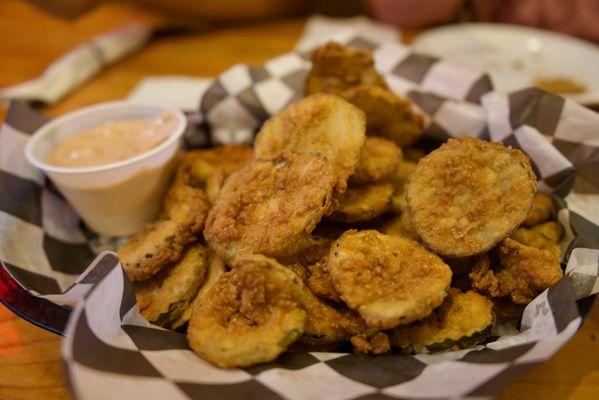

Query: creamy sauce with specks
left=47, top=112, right=178, bottom=168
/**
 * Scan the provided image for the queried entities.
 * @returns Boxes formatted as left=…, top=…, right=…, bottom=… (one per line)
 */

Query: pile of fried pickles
left=118, top=43, right=564, bottom=368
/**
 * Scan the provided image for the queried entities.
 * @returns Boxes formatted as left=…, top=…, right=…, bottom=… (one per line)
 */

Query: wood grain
left=0, top=1, right=598, bottom=399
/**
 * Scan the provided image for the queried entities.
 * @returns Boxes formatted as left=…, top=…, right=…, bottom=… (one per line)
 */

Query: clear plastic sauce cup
left=25, top=101, right=187, bottom=237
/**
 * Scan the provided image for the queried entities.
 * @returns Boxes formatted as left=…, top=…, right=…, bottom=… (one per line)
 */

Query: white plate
left=412, top=23, right=599, bottom=105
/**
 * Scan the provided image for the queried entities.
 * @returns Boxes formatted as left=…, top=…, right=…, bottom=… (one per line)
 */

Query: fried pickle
left=254, top=93, right=366, bottom=193
left=175, top=145, right=253, bottom=187
left=171, top=251, right=227, bottom=329
left=327, top=230, right=452, bottom=329
left=351, top=332, right=391, bottom=354
left=134, top=245, right=208, bottom=328
left=341, top=84, right=425, bottom=147
left=187, top=255, right=307, bottom=368
left=406, top=137, right=537, bottom=258
left=531, top=221, right=564, bottom=243
left=204, top=152, right=336, bottom=264
left=305, top=42, right=388, bottom=96
left=119, top=186, right=209, bottom=281
left=469, top=239, right=563, bottom=304
left=524, top=193, right=554, bottom=226
left=392, top=289, right=494, bottom=353
left=510, top=226, right=561, bottom=259
left=352, top=137, right=402, bottom=183
left=329, top=183, right=394, bottom=223
left=306, top=259, right=341, bottom=302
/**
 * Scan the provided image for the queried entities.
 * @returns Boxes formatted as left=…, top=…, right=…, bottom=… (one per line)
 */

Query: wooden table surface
left=0, top=1, right=598, bottom=399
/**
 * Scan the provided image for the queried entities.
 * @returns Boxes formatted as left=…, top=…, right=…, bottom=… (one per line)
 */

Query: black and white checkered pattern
left=1, top=32, right=599, bottom=399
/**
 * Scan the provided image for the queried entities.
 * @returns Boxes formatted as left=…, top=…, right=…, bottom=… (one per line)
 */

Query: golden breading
left=298, top=283, right=371, bottom=345
left=254, top=94, right=366, bottom=193
left=406, top=137, right=537, bottom=258
left=392, top=289, right=494, bottom=353
left=510, top=227, right=561, bottom=260
left=306, top=259, right=341, bottom=302
left=341, top=84, right=425, bottom=146
left=305, top=42, right=388, bottom=96
left=379, top=193, right=420, bottom=241
left=204, top=152, right=336, bottom=264
left=326, top=230, right=452, bottom=329
left=531, top=221, right=564, bottom=243
left=352, top=137, right=402, bottom=183
left=524, top=193, right=554, bottom=226
left=187, top=255, right=307, bottom=368
left=175, top=145, right=253, bottom=186
left=119, top=186, right=209, bottom=281
left=134, top=245, right=208, bottom=328
left=469, top=239, right=563, bottom=304
left=391, top=160, right=417, bottom=197
left=172, top=251, right=226, bottom=329
left=351, top=332, right=391, bottom=354
left=329, top=183, right=394, bottom=223
left=175, top=145, right=253, bottom=204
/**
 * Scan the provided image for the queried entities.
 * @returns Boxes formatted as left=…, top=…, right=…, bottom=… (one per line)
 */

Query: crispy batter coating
left=298, top=283, right=371, bottom=345
left=327, top=230, right=452, bottom=329
left=175, top=145, right=253, bottom=187
left=187, top=255, right=306, bottom=368
left=511, top=226, right=561, bottom=259
left=204, top=152, right=336, bottom=264
left=341, top=84, right=425, bottom=146
left=407, top=137, right=537, bottom=257
left=134, top=245, right=208, bottom=328
left=119, top=186, right=209, bottom=281
left=378, top=192, right=420, bottom=241
left=352, top=137, right=402, bottom=183
left=330, top=183, right=394, bottom=223
left=524, top=193, right=554, bottom=226
left=305, top=42, right=388, bottom=96
left=254, top=94, right=366, bottom=193
left=307, top=259, right=341, bottom=302
left=391, top=160, right=417, bottom=198
left=392, top=289, right=494, bottom=353
left=469, top=239, right=563, bottom=304
left=175, top=145, right=253, bottom=204
left=172, top=251, right=226, bottom=329
left=351, top=332, right=391, bottom=354
left=531, top=221, right=564, bottom=243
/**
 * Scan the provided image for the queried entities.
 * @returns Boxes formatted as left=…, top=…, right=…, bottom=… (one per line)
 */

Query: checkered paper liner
left=0, top=33, right=598, bottom=399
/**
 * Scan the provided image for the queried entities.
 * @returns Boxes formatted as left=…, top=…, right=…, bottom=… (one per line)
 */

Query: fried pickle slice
left=351, top=332, right=391, bottom=354
left=305, top=42, right=388, bottom=96
left=329, top=183, right=394, bottom=223
left=469, top=239, right=563, bottom=304
left=391, top=160, right=417, bottom=198
left=187, top=255, right=307, bottom=368
left=174, top=145, right=253, bottom=204
left=204, top=152, right=336, bottom=264
left=306, top=259, right=341, bottom=302
left=254, top=94, right=366, bottom=193
left=524, top=193, right=554, bottom=226
left=119, top=186, right=209, bottom=281
left=327, top=230, right=452, bottom=329
left=171, top=251, right=227, bottom=329
left=392, top=289, right=494, bottom=353
left=134, top=245, right=208, bottom=328
left=510, top=226, right=561, bottom=259
left=352, top=137, right=402, bottom=183
left=531, top=221, right=564, bottom=243
left=341, top=84, right=425, bottom=147
left=406, top=137, right=537, bottom=258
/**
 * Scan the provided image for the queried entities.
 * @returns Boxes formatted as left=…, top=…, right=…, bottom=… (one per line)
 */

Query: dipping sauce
left=47, top=112, right=178, bottom=168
